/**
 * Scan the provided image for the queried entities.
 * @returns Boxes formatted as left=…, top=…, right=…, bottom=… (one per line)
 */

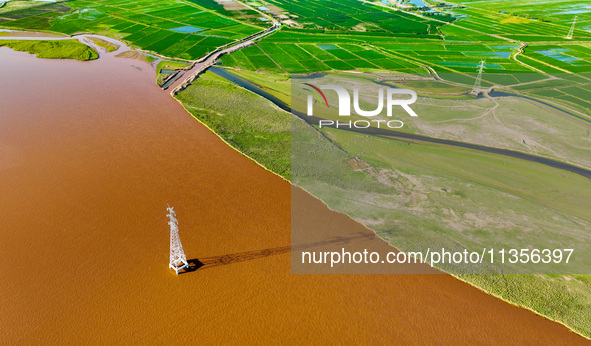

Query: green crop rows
left=0, top=0, right=262, bottom=59
left=263, top=0, right=452, bottom=33
left=217, top=0, right=591, bottom=80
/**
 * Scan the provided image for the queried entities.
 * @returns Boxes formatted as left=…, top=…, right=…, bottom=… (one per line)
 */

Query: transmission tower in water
left=566, top=15, right=577, bottom=40
left=167, top=206, right=189, bottom=275
left=470, top=60, right=486, bottom=96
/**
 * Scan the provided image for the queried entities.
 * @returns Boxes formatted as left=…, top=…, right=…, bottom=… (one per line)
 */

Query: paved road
left=168, top=22, right=281, bottom=95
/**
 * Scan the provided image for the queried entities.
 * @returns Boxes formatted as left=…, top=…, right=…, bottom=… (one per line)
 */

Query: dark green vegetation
left=174, top=71, right=290, bottom=179
left=0, top=39, right=98, bottom=60
left=263, top=0, right=452, bottom=32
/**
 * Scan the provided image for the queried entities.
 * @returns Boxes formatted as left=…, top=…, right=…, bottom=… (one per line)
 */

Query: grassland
left=224, top=68, right=291, bottom=104
left=0, top=39, right=98, bottom=60
left=293, top=73, right=591, bottom=170
left=461, top=273, right=591, bottom=338
left=292, top=121, right=591, bottom=337
left=512, top=75, right=591, bottom=115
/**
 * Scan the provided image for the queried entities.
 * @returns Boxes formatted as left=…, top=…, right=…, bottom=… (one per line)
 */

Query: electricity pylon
left=167, top=206, right=189, bottom=275
left=566, top=15, right=577, bottom=40
left=470, top=60, right=486, bottom=96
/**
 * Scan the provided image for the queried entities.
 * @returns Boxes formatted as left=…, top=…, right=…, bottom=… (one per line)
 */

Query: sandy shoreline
left=0, top=47, right=587, bottom=343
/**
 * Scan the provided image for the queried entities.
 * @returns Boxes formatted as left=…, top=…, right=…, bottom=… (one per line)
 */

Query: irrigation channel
left=208, top=67, right=591, bottom=180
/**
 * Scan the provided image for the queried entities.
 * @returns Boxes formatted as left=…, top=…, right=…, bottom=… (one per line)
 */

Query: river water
left=0, top=47, right=586, bottom=343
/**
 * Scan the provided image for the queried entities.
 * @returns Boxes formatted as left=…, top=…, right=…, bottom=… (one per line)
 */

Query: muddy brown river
left=0, top=47, right=586, bottom=343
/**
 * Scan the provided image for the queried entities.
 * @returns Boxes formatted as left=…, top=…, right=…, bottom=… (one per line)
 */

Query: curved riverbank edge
left=173, top=70, right=591, bottom=340
left=170, top=95, right=290, bottom=184
left=291, top=178, right=589, bottom=340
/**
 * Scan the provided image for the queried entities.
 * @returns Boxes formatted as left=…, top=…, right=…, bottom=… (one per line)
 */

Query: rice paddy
left=0, top=0, right=263, bottom=59
left=216, top=0, right=591, bottom=83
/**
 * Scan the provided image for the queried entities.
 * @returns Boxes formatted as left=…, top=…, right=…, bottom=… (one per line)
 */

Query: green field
left=216, top=0, right=591, bottom=86
left=263, top=0, right=452, bottom=32
left=221, top=39, right=424, bottom=73
left=4, top=0, right=590, bottom=81
left=0, top=0, right=263, bottom=59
